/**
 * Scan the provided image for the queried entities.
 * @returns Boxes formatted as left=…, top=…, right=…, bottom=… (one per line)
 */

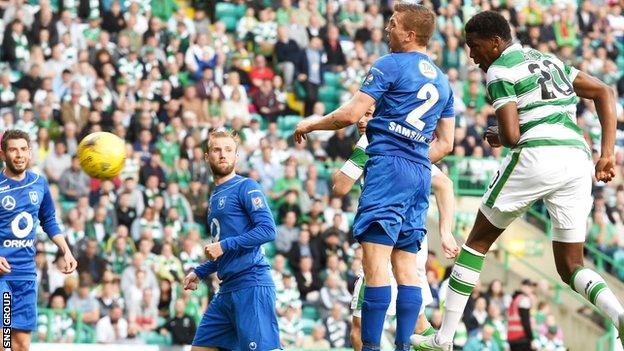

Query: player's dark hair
left=1, top=129, right=30, bottom=152
left=465, top=11, right=512, bottom=42
left=393, top=2, right=435, bottom=46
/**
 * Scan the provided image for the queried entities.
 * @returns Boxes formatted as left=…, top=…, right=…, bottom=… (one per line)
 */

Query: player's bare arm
left=293, top=91, right=375, bottom=143
left=428, top=117, right=455, bottom=163
left=0, top=257, right=10, bottom=273
left=431, top=172, right=459, bottom=259
left=492, top=102, right=521, bottom=148
left=572, top=71, right=617, bottom=183
left=332, top=171, right=356, bottom=197
left=51, top=234, right=77, bottom=273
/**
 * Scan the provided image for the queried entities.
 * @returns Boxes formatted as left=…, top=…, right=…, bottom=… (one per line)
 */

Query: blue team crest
left=363, top=73, right=374, bottom=86
left=252, top=196, right=264, bottom=210
left=419, top=60, right=437, bottom=79
left=218, top=196, right=227, bottom=209
left=29, top=191, right=38, bottom=204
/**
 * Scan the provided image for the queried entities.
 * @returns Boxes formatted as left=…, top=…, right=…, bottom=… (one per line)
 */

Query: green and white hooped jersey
left=486, top=43, right=588, bottom=155
left=340, top=134, right=369, bottom=181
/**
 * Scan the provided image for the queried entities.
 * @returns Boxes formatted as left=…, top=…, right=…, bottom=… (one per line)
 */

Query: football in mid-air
left=77, top=132, right=127, bottom=180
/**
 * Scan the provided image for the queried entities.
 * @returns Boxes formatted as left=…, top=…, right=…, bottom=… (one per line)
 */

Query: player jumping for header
left=183, top=131, right=280, bottom=351
left=294, top=3, right=455, bottom=350
left=0, top=129, right=77, bottom=351
left=412, top=11, right=624, bottom=351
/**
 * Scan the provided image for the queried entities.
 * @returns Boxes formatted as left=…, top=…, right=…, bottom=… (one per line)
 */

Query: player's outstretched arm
left=293, top=92, right=375, bottom=143
left=573, top=71, right=617, bottom=183
left=428, top=117, right=455, bottom=163
left=431, top=168, right=459, bottom=259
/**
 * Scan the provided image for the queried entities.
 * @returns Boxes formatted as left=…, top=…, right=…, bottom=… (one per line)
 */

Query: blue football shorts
left=353, top=155, right=431, bottom=253
left=0, top=280, right=38, bottom=331
left=192, top=285, right=280, bottom=350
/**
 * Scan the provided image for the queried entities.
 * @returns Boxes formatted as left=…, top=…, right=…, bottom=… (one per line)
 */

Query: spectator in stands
left=294, top=256, right=322, bottom=303
left=275, top=210, right=300, bottom=254
left=96, top=303, right=128, bottom=344
left=77, top=239, right=108, bottom=284
left=67, top=277, right=101, bottom=325
left=38, top=293, right=76, bottom=343
left=323, top=303, right=351, bottom=348
left=58, top=155, right=90, bottom=201
left=319, top=273, right=352, bottom=316
left=302, top=324, right=331, bottom=349
left=508, top=279, right=536, bottom=351
left=297, top=36, right=325, bottom=115
left=160, top=298, right=197, bottom=345
left=42, top=140, right=71, bottom=185
left=463, top=324, right=501, bottom=351
left=279, top=305, right=305, bottom=348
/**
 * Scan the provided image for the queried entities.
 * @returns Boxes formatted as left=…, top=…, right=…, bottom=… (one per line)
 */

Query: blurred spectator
left=77, top=239, right=108, bottom=284
left=58, top=155, right=91, bottom=201
left=302, top=324, right=331, bottom=349
left=319, top=273, right=352, bottom=316
left=160, top=298, right=197, bottom=345
left=38, top=293, right=75, bottom=343
left=323, top=303, right=351, bottom=348
left=279, top=305, right=304, bottom=348
left=67, top=278, right=101, bottom=325
left=463, top=325, right=501, bottom=351
left=294, top=256, right=322, bottom=303
left=95, top=303, right=128, bottom=344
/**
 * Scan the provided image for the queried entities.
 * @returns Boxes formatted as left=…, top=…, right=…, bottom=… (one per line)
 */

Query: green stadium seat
left=141, top=331, right=173, bottom=345
left=318, top=86, right=340, bottom=104
left=323, top=71, right=341, bottom=88
left=302, top=305, right=319, bottom=320
left=235, top=4, right=246, bottom=18
left=220, top=16, right=238, bottom=32
left=215, top=2, right=237, bottom=18
left=300, top=318, right=317, bottom=335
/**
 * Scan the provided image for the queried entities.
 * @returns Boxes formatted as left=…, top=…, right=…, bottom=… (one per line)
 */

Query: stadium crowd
left=0, top=0, right=622, bottom=348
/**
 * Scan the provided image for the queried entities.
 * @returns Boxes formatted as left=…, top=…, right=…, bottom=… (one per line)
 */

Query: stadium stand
left=1, top=0, right=624, bottom=350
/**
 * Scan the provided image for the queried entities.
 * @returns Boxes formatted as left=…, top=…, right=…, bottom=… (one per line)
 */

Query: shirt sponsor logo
left=1, top=196, right=15, bottom=211
left=419, top=60, right=437, bottom=79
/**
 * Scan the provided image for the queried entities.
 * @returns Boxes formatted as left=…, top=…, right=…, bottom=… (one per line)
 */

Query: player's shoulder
left=237, top=176, right=263, bottom=194
left=25, top=170, right=44, bottom=185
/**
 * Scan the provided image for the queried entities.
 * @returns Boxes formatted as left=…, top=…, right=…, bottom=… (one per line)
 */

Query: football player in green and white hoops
left=413, top=11, right=624, bottom=351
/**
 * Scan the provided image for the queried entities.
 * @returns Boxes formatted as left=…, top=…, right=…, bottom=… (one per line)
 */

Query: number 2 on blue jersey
left=405, top=83, right=439, bottom=131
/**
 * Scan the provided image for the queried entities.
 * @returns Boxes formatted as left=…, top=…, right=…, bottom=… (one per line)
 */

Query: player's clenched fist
left=484, top=126, right=502, bottom=148
left=595, top=155, right=616, bottom=183
left=61, top=251, right=78, bottom=274
left=204, top=242, right=224, bottom=261
left=0, top=257, right=11, bottom=274
left=293, top=119, right=314, bottom=143
left=183, top=271, right=199, bottom=291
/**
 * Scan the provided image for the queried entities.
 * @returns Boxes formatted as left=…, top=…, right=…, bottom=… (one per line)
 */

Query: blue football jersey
left=0, top=171, right=62, bottom=281
left=195, top=175, right=276, bottom=293
left=360, top=52, right=455, bottom=166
